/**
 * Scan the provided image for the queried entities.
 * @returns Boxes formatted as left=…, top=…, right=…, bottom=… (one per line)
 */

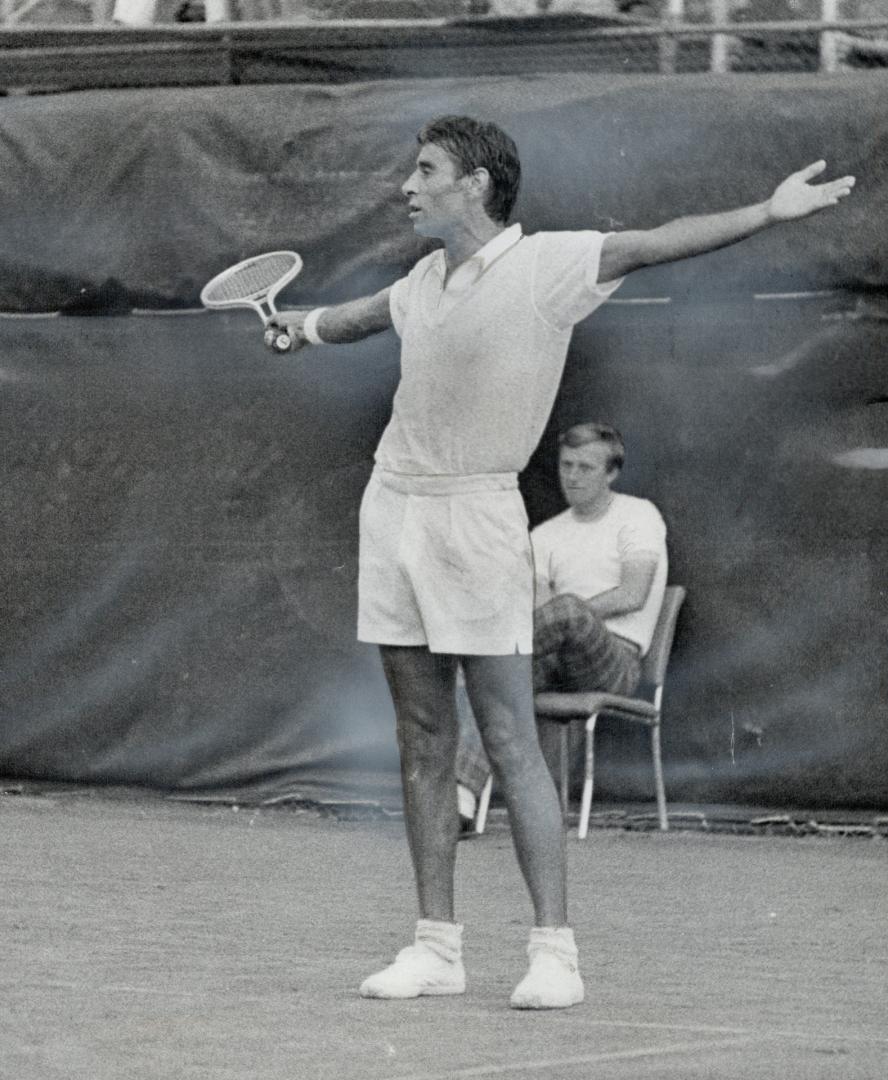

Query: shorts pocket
left=434, top=492, right=532, bottom=621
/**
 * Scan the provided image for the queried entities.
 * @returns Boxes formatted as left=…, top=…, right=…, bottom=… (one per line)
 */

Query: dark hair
left=558, top=422, right=626, bottom=473
left=418, top=115, right=521, bottom=225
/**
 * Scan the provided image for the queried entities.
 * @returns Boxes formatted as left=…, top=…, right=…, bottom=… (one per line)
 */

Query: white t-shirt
left=378, top=227, right=623, bottom=476
left=531, top=494, right=668, bottom=655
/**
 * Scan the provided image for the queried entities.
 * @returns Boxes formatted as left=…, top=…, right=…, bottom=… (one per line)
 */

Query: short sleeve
left=389, top=276, right=408, bottom=338
left=532, top=231, right=624, bottom=330
left=617, top=502, right=667, bottom=560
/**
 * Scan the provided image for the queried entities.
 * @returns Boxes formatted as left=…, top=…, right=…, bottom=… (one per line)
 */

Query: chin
left=412, top=219, right=441, bottom=240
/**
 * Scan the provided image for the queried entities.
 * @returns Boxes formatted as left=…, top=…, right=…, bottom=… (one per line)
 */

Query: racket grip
left=264, top=327, right=292, bottom=353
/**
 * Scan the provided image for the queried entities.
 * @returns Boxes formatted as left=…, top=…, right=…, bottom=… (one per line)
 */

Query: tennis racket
left=200, top=251, right=303, bottom=353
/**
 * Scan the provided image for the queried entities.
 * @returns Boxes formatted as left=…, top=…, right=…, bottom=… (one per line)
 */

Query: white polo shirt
left=377, top=226, right=623, bottom=477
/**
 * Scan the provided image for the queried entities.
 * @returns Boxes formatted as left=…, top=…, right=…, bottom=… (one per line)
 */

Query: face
left=401, top=142, right=474, bottom=237
left=558, top=441, right=617, bottom=511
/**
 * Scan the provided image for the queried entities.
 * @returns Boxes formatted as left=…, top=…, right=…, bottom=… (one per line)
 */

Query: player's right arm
left=273, top=286, right=394, bottom=350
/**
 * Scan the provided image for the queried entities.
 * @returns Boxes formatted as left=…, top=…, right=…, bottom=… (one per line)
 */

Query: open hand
left=769, top=161, right=855, bottom=222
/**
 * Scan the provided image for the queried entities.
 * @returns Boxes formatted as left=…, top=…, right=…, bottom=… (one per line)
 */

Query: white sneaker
left=510, top=928, right=584, bottom=1010
left=359, top=943, right=466, bottom=999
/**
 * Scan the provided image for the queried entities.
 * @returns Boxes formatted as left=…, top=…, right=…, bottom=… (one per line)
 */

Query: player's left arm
left=597, top=160, right=856, bottom=283
left=585, top=556, right=659, bottom=619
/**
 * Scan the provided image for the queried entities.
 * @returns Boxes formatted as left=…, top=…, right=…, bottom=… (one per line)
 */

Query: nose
left=402, top=171, right=418, bottom=197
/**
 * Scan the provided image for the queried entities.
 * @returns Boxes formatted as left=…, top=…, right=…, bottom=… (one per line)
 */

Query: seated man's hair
left=558, top=422, right=625, bottom=473
left=418, top=115, right=521, bottom=225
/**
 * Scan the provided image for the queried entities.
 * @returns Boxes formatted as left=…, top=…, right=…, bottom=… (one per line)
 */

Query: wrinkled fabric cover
left=1, top=72, right=885, bottom=312
left=0, top=72, right=885, bottom=806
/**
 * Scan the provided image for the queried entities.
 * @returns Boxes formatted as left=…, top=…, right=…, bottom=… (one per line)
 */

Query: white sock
left=457, top=784, right=477, bottom=820
left=415, top=919, right=463, bottom=964
left=528, top=926, right=578, bottom=965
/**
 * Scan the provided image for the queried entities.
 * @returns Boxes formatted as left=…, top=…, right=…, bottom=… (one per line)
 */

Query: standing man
left=271, top=116, right=853, bottom=1009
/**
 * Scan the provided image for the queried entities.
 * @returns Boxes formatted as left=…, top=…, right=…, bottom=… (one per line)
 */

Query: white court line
left=8, top=981, right=888, bottom=1057
left=753, top=290, right=838, bottom=300
left=9, top=982, right=888, bottom=1046
left=579, top=1017, right=888, bottom=1046
left=605, top=297, right=672, bottom=305
left=384, top=1037, right=755, bottom=1080
left=131, top=307, right=207, bottom=316
left=386, top=1023, right=888, bottom=1080
left=0, top=310, right=60, bottom=318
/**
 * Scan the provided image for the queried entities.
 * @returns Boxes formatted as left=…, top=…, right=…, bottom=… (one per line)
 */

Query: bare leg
left=461, top=653, right=567, bottom=927
left=535, top=720, right=565, bottom=798
left=379, top=644, right=459, bottom=922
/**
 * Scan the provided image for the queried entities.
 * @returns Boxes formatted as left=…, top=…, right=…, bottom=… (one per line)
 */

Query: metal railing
left=0, top=6, right=886, bottom=94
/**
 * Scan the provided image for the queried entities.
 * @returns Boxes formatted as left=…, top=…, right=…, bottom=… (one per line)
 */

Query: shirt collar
left=433, top=222, right=523, bottom=283
left=471, top=221, right=523, bottom=271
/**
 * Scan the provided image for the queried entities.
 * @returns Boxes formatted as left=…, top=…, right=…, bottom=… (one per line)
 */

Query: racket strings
left=206, top=254, right=298, bottom=303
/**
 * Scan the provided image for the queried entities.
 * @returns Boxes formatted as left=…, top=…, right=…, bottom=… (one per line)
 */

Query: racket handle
left=264, top=327, right=292, bottom=353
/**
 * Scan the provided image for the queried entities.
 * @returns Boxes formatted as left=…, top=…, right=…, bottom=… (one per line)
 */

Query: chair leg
left=559, top=723, right=570, bottom=816
left=577, top=713, right=598, bottom=840
left=474, top=774, right=493, bottom=835
left=651, top=720, right=668, bottom=831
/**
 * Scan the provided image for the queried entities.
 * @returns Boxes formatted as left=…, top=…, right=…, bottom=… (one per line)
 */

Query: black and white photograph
left=0, top=3, right=886, bottom=1077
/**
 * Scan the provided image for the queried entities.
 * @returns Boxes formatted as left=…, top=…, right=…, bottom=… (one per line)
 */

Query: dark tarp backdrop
left=0, top=71, right=886, bottom=808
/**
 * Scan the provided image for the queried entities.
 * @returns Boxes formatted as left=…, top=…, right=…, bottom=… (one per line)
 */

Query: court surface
left=1, top=792, right=885, bottom=1080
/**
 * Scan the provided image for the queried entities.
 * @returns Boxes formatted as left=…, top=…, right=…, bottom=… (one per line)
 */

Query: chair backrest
left=640, top=585, right=686, bottom=689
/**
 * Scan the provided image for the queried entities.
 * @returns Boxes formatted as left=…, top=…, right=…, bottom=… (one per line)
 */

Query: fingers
left=796, top=159, right=828, bottom=181
left=816, top=175, right=856, bottom=205
left=264, top=326, right=302, bottom=353
left=792, top=162, right=856, bottom=211
left=832, top=175, right=856, bottom=199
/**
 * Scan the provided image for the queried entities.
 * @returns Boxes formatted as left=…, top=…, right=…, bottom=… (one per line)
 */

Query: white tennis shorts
left=358, top=468, right=534, bottom=655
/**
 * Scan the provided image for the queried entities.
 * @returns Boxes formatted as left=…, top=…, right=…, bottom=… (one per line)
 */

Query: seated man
left=457, top=421, right=668, bottom=823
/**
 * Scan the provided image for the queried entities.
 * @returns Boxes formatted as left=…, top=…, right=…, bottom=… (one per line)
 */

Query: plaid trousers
left=532, top=593, right=641, bottom=696
left=455, top=593, right=641, bottom=797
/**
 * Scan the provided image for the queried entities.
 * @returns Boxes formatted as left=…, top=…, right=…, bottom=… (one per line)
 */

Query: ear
left=468, top=167, right=491, bottom=201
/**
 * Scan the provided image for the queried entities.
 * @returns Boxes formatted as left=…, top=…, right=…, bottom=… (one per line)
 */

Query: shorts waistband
left=373, top=467, right=518, bottom=496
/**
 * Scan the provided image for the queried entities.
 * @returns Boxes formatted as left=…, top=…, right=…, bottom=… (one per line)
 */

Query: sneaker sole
left=360, top=983, right=466, bottom=999
left=510, top=991, right=584, bottom=1010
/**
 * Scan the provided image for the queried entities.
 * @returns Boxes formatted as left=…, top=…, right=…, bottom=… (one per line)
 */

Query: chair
left=537, top=585, right=685, bottom=837
left=474, top=585, right=685, bottom=838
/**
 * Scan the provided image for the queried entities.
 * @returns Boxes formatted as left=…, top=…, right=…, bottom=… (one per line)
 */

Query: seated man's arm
left=586, top=556, right=658, bottom=620
left=597, top=161, right=855, bottom=283
left=274, top=286, right=394, bottom=349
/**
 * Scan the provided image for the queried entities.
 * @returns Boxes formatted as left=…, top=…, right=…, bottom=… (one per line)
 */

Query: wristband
left=303, top=307, right=329, bottom=346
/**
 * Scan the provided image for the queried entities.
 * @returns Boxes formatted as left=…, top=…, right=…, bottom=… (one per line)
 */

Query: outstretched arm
left=598, top=161, right=856, bottom=283
left=270, top=286, right=394, bottom=351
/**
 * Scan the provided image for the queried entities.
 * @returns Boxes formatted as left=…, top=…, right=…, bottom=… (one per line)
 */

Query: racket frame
left=200, top=251, right=304, bottom=348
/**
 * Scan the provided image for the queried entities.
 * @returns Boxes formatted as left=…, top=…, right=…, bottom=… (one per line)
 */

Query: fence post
left=205, top=0, right=232, bottom=20
left=112, top=0, right=159, bottom=22
left=659, top=0, right=684, bottom=74
left=710, top=0, right=731, bottom=72
left=821, top=0, right=839, bottom=71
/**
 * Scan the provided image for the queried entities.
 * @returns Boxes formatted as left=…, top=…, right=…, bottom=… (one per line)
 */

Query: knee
left=534, top=593, right=589, bottom=645
left=396, top=703, right=457, bottom=763
left=481, top=719, right=540, bottom=781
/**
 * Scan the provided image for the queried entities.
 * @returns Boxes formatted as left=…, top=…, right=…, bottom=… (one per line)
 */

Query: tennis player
left=271, top=116, right=853, bottom=1009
